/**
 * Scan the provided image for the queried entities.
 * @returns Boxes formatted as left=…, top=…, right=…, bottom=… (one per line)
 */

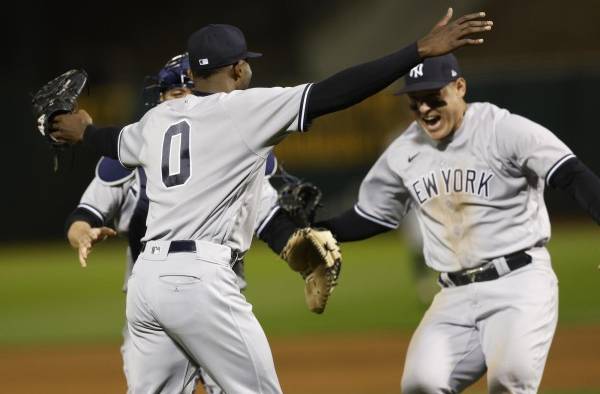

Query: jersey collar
left=192, top=90, right=215, bottom=97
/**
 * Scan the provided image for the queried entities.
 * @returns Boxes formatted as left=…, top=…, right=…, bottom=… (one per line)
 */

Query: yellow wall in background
left=276, top=91, right=414, bottom=169
left=77, top=85, right=137, bottom=126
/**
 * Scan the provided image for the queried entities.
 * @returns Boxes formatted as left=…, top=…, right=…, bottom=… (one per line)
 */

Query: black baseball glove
left=275, top=168, right=322, bottom=227
left=32, top=69, right=88, bottom=147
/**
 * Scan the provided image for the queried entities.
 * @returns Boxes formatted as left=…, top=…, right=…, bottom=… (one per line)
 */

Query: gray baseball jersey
left=356, top=102, right=573, bottom=272
left=123, top=86, right=312, bottom=393
left=77, top=160, right=138, bottom=235
left=118, top=85, right=312, bottom=252
left=77, top=162, right=140, bottom=292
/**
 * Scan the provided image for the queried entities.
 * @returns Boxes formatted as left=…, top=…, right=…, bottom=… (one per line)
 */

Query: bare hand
left=49, top=109, right=93, bottom=144
left=417, top=8, right=493, bottom=58
left=67, top=222, right=116, bottom=267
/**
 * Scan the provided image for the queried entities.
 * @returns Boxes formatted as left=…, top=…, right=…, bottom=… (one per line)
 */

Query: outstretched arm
left=315, top=208, right=391, bottom=242
left=259, top=206, right=391, bottom=255
left=82, top=125, right=122, bottom=159
left=49, top=9, right=492, bottom=149
left=49, top=109, right=122, bottom=159
left=305, top=9, right=493, bottom=121
left=549, top=157, right=600, bottom=224
left=64, top=168, right=130, bottom=266
left=67, top=220, right=116, bottom=267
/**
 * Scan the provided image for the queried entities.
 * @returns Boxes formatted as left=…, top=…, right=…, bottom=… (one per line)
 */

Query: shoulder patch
left=96, top=156, right=135, bottom=186
left=265, top=152, right=277, bottom=177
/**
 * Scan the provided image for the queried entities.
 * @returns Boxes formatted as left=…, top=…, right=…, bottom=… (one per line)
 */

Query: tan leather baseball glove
left=280, top=228, right=342, bottom=314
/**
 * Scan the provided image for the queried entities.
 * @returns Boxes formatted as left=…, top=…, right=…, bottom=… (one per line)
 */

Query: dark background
left=4, top=0, right=600, bottom=240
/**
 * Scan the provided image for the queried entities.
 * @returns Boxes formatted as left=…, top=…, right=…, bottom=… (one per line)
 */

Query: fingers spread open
left=462, top=20, right=493, bottom=28
left=455, top=11, right=486, bottom=25
left=461, top=25, right=492, bottom=35
left=436, top=7, right=453, bottom=27
left=79, top=247, right=88, bottom=267
left=100, top=227, right=117, bottom=237
left=457, top=38, right=485, bottom=46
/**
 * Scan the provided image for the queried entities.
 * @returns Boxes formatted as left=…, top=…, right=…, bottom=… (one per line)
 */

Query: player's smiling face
left=408, top=78, right=467, bottom=141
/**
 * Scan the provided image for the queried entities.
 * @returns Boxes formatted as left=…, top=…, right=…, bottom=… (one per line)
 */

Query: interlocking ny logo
left=409, top=63, right=424, bottom=78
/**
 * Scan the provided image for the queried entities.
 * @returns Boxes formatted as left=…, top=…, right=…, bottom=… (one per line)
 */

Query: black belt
left=140, top=241, right=244, bottom=265
left=141, top=240, right=197, bottom=254
left=439, top=250, right=532, bottom=287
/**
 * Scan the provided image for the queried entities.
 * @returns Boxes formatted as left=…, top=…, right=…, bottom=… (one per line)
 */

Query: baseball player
left=65, top=53, right=194, bottom=391
left=66, top=53, right=282, bottom=394
left=66, top=54, right=194, bottom=268
left=51, top=11, right=492, bottom=393
left=283, top=53, right=600, bottom=393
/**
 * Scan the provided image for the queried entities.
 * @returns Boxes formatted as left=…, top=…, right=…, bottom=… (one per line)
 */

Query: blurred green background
left=1, top=223, right=598, bottom=393
left=2, top=223, right=598, bottom=345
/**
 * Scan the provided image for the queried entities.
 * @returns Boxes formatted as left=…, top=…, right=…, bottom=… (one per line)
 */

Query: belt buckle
left=463, top=262, right=494, bottom=283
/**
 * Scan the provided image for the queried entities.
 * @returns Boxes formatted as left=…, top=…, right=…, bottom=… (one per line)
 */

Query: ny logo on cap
left=198, top=58, right=209, bottom=65
left=409, top=63, right=424, bottom=78
left=451, top=69, right=458, bottom=77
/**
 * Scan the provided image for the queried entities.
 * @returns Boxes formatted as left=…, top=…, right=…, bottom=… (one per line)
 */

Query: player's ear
left=232, top=61, right=244, bottom=80
left=455, top=77, right=467, bottom=98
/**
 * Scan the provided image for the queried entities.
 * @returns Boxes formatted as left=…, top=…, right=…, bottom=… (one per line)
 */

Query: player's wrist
left=82, top=124, right=98, bottom=143
left=416, top=39, right=432, bottom=58
left=67, top=221, right=92, bottom=248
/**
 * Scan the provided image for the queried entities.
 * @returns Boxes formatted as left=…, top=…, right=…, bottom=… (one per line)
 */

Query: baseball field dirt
left=1, top=326, right=597, bottom=394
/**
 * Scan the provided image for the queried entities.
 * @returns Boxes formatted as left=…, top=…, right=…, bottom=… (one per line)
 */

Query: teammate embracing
left=66, top=54, right=194, bottom=270
left=52, top=10, right=493, bottom=394
left=299, top=53, right=600, bottom=393
left=65, top=53, right=199, bottom=390
left=65, top=53, right=281, bottom=393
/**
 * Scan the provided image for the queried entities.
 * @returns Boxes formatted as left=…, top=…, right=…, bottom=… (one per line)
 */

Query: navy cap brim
left=394, top=80, right=452, bottom=95
left=191, top=51, right=263, bottom=72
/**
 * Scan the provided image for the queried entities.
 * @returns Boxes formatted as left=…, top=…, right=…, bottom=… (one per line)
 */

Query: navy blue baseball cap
left=395, top=53, right=461, bottom=95
left=187, top=24, right=262, bottom=73
left=158, top=53, right=193, bottom=92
